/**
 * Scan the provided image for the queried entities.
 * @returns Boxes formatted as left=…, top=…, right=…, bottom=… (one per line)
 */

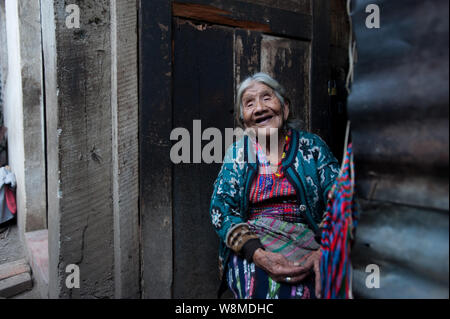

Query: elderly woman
left=210, top=73, right=340, bottom=299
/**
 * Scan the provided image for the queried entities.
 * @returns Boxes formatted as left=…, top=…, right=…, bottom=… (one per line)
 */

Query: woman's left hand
left=295, top=249, right=322, bottom=298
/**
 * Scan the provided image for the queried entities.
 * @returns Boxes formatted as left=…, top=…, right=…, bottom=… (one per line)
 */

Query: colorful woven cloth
left=226, top=251, right=317, bottom=299
left=320, top=142, right=358, bottom=299
left=248, top=217, right=320, bottom=264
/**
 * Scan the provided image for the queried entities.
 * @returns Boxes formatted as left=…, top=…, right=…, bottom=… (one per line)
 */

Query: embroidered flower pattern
left=299, top=138, right=314, bottom=163
left=299, top=137, right=324, bottom=164
left=211, top=208, right=223, bottom=229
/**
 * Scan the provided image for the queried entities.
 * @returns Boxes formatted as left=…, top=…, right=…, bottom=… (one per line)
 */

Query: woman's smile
left=254, top=115, right=273, bottom=125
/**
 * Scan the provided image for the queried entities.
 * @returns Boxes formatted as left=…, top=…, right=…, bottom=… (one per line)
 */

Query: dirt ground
left=0, top=219, right=26, bottom=263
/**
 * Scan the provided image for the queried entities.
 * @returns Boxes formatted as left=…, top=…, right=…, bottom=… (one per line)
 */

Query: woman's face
left=241, top=81, right=289, bottom=136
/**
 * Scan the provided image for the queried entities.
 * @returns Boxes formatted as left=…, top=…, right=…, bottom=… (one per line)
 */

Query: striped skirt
left=226, top=217, right=320, bottom=299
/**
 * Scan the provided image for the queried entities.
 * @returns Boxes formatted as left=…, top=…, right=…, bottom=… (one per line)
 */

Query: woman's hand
left=297, top=249, right=322, bottom=298
left=252, top=248, right=322, bottom=298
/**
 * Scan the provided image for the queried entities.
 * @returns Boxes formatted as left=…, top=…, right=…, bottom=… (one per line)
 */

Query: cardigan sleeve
left=209, top=145, right=263, bottom=261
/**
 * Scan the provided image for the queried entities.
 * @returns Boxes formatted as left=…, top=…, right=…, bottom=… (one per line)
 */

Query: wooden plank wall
left=139, top=0, right=174, bottom=299
left=111, top=0, right=140, bottom=299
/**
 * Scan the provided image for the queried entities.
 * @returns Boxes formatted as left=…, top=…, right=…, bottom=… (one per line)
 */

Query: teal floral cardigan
left=209, top=129, right=340, bottom=278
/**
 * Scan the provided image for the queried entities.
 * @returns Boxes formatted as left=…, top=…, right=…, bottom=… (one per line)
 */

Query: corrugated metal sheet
left=348, top=0, right=449, bottom=298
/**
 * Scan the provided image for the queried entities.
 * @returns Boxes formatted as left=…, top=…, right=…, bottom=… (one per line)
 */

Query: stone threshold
left=24, top=229, right=48, bottom=298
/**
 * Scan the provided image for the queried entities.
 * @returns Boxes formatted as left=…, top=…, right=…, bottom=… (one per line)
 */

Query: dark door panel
left=172, top=20, right=234, bottom=298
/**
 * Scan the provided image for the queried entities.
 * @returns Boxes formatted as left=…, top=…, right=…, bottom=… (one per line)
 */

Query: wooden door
left=140, top=0, right=330, bottom=298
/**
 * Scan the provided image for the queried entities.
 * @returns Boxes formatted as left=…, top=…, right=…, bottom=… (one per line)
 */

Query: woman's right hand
left=252, top=248, right=312, bottom=284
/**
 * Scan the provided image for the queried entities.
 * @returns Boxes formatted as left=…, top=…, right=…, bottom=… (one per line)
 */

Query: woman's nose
left=254, top=99, right=265, bottom=113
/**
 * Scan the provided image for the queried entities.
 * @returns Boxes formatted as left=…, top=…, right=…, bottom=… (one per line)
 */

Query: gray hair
left=235, top=72, right=301, bottom=129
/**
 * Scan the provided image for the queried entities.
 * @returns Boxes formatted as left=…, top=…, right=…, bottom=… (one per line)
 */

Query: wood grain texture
left=173, top=0, right=312, bottom=40
left=111, top=0, right=140, bottom=299
left=234, top=29, right=261, bottom=91
left=173, top=2, right=271, bottom=32
left=140, top=0, right=173, bottom=299
left=238, top=0, right=311, bottom=15
left=172, top=20, right=234, bottom=298
left=260, top=35, right=311, bottom=130
left=43, top=0, right=114, bottom=299
left=17, top=0, right=47, bottom=232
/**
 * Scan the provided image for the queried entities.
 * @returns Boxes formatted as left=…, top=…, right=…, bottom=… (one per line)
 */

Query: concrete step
left=0, top=259, right=33, bottom=298
left=0, top=258, right=30, bottom=281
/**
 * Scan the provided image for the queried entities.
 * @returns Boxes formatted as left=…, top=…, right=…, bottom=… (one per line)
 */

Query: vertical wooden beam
left=310, top=0, right=331, bottom=140
left=111, top=0, right=140, bottom=299
left=139, top=0, right=173, bottom=299
left=17, top=0, right=47, bottom=233
left=42, top=0, right=115, bottom=298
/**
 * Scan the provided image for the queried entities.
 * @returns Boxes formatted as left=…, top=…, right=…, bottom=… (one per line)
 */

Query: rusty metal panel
left=348, top=0, right=449, bottom=298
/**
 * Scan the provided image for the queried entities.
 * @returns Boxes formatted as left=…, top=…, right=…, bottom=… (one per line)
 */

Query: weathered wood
left=234, top=29, right=261, bottom=93
left=238, top=0, right=311, bottom=15
left=40, top=0, right=59, bottom=298
left=328, top=0, right=349, bottom=162
left=140, top=0, right=173, bottom=299
left=234, top=29, right=261, bottom=127
left=174, top=0, right=312, bottom=40
left=17, top=0, right=47, bottom=232
left=0, top=272, right=32, bottom=298
left=310, top=0, right=331, bottom=142
left=173, top=2, right=270, bottom=32
left=260, top=35, right=311, bottom=130
left=172, top=20, right=234, bottom=298
left=0, top=259, right=30, bottom=281
left=111, top=0, right=140, bottom=299
left=42, top=0, right=114, bottom=299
